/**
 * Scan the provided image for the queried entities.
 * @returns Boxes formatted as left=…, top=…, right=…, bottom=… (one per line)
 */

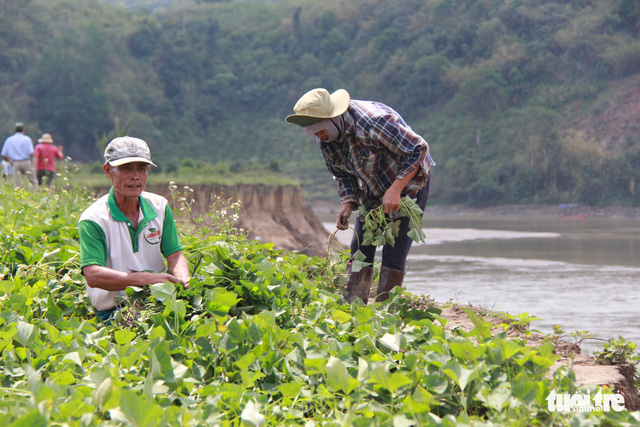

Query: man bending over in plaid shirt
left=286, top=88, right=435, bottom=305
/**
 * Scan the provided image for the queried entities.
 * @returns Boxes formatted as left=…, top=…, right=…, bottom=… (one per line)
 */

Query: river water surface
left=322, top=213, right=640, bottom=355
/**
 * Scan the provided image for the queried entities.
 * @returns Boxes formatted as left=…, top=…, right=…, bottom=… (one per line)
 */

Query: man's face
left=314, top=129, right=329, bottom=141
left=104, top=162, right=149, bottom=199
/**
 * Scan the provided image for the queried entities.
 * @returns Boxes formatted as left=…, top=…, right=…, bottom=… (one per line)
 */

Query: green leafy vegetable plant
left=497, top=312, right=542, bottom=337
left=328, top=196, right=426, bottom=273
left=595, top=336, right=640, bottom=366
left=1, top=180, right=639, bottom=426
left=359, top=196, right=426, bottom=247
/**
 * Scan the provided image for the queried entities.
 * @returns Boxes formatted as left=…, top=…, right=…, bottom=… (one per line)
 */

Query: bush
left=213, top=161, right=230, bottom=175
left=89, top=161, right=103, bottom=174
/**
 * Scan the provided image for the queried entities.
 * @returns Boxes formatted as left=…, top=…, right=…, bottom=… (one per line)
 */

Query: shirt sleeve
left=78, top=220, right=108, bottom=268
left=161, top=204, right=184, bottom=257
left=369, top=115, right=428, bottom=181
left=319, top=146, right=360, bottom=205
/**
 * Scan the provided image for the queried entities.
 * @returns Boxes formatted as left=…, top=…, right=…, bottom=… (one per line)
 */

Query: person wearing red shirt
left=33, top=133, right=64, bottom=187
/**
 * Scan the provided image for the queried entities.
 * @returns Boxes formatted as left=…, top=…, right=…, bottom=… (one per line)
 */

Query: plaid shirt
left=319, top=100, right=434, bottom=208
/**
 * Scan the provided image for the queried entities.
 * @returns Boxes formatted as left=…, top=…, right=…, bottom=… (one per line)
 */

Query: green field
left=0, top=179, right=638, bottom=425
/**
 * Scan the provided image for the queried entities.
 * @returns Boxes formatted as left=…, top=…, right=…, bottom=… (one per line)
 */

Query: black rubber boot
left=345, top=266, right=374, bottom=304
left=375, top=266, right=406, bottom=302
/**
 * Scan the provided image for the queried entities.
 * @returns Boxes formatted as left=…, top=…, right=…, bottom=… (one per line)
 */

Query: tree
left=26, top=27, right=110, bottom=160
left=448, top=65, right=507, bottom=148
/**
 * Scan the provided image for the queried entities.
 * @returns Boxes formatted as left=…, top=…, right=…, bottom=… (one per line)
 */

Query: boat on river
left=559, top=203, right=588, bottom=219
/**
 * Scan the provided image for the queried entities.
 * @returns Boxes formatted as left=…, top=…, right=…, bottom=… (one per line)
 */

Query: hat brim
left=107, top=157, right=157, bottom=167
left=38, top=139, right=53, bottom=143
left=285, top=115, right=328, bottom=127
left=285, top=89, right=350, bottom=127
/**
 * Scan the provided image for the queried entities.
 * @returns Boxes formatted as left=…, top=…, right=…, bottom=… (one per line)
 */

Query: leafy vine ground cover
left=0, top=180, right=638, bottom=426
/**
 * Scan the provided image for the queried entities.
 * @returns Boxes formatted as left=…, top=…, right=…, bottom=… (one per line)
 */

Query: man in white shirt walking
left=1, top=122, right=37, bottom=189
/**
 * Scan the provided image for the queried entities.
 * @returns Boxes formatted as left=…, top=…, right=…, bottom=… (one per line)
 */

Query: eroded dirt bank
left=96, top=183, right=330, bottom=257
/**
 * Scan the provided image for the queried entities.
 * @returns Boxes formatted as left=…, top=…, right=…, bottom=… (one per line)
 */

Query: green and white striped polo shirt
left=78, top=187, right=183, bottom=310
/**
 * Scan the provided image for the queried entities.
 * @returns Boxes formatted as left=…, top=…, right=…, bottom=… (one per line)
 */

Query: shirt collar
left=107, top=187, right=157, bottom=222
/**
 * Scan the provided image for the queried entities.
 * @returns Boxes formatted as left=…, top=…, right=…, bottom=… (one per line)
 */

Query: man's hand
left=152, top=272, right=187, bottom=287
left=382, top=186, right=402, bottom=213
left=336, top=202, right=357, bottom=230
left=383, top=168, right=420, bottom=214
left=166, top=251, right=190, bottom=288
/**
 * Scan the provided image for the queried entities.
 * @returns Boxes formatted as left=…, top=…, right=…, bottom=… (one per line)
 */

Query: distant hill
left=566, top=74, right=640, bottom=155
left=1, top=0, right=639, bottom=206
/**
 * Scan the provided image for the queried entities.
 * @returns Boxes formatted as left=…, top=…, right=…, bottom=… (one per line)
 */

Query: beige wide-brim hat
left=286, top=88, right=350, bottom=127
left=38, top=133, right=54, bottom=143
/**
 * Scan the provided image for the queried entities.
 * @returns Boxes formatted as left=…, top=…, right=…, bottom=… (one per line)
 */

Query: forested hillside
left=1, top=0, right=639, bottom=206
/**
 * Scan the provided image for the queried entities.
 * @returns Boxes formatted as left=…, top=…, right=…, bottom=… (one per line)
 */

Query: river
left=321, top=213, right=640, bottom=356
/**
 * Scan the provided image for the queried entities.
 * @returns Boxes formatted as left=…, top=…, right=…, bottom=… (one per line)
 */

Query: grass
left=60, top=160, right=302, bottom=189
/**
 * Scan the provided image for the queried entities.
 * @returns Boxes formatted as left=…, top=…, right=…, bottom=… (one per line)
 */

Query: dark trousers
left=96, top=305, right=123, bottom=324
left=37, top=169, right=55, bottom=187
left=350, top=178, right=430, bottom=272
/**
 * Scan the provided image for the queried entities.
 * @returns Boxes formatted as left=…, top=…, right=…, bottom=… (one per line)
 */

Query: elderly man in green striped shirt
left=78, top=136, right=190, bottom=321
